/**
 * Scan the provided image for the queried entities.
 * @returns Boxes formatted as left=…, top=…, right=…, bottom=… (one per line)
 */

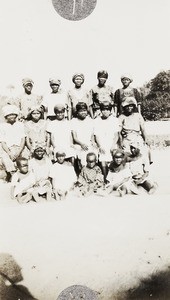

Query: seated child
left=49, top=151, right=77, bottom=200
left=11, top=157, right=36, bottom=204
left=106, top=150, right=131, bottom=197
left=77, top=152, right=104, bottom=196
left=127, top=142, right=157, bottom=195
left=29, top=146, right=52, bottom=202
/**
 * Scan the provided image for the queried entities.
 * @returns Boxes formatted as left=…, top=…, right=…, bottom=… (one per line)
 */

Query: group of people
left=0, top=71, right=157, bottom=203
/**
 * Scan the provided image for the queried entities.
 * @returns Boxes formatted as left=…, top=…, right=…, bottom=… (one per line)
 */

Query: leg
left=32, top=190, right=43, bottom=203
left=117, top=185, right=127, bottom=197
left=100, top=161, right=109, bottom=183
left=17, top=192, right=32, bottom=204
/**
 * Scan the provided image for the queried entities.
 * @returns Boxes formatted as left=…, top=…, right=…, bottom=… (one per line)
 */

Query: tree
left=141, top=70, right=170, bottom=120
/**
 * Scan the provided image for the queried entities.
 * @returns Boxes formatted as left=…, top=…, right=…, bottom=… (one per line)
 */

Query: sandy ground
left=0, top=148, right=170, bottom=299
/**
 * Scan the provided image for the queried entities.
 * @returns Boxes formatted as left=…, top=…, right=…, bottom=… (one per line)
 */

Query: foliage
left=140, top=70, right=170, bottom=120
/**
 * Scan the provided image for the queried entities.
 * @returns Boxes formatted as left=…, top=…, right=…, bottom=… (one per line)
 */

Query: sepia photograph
left=0, top=0, right=170, bottom=299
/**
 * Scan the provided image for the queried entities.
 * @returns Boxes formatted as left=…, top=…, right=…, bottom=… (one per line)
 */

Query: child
left=46, top=104, right=75, bottom=164
left=49, top=151, right=77, bottom=200
left=67, top=73, right=93, bottom=120
left=118, top=97, right=148, bottom=155
left=11, top=157, right=36, bottom=204
left=90, top=70, right=114, bottom=118
left=127, top=142, right=157, bottom=195
left=77, top=152, right=104, bottom=196
left=114, top=74, right=141, bottom=116
left=93, top=101, right=120, bottom=182
left=41, top=78, right=68, bottom=120
left=25, top=106, right=50, bottom=156
left=71, top=102, right=97, bottom=168
left=106, top=150, right=132, bottom=196
left=0, top=105, right=26, bottom=176
left=17, top=78, right=42, bottom=121
left=29, top=146, right=52, bottom=201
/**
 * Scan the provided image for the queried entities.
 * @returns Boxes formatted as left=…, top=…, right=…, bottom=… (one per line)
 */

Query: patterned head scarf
left=72, top=73, right=85, bottom=83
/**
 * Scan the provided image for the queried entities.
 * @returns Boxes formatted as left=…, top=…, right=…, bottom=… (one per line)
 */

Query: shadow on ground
left=117, top=267, right=170, bottom=300
left=0, top=253, right=38, bottom=300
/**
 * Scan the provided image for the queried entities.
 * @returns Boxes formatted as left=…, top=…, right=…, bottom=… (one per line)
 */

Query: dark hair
left=54, top=106, right=65, bottom=114
left=16, top=157, right=28, bottom=168
left=76, top=102, right=88, bottom=112
left=27, top=107, right=44, bottom=121
left=100, top=101, right=112, bottom=111
left=97, top=70, right=108, bottom=79
left=86, top=152, right=97, bottom=161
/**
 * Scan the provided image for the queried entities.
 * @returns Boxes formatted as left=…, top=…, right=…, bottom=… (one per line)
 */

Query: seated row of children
left=11, top=144, right=157, bottom=204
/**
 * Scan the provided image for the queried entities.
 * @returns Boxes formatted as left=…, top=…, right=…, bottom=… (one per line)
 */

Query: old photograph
left=0, top=0, right=170, bottom=299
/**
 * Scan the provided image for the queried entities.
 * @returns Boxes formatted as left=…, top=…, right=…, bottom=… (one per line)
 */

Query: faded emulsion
left=52, top=0, right=97, bottom=21
left=57, top=284, right=98, bottom=299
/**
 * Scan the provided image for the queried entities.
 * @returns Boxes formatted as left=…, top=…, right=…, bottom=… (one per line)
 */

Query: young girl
left=93, top=101, right=120, bottom=182
left=29, top=146, right=52, bottom=202
left=71, top=102, right=97, bottom=168
left=90, top=70, right=114, bottom=118
left=114, top=74, right=141, bottom=116
left=77, top=152, right=104, bottom=196
left=25, top=106, right=50, bottom=156
left=46, top=104, right=75, bottom=164
left=11, top=157, right=36, bottom=204
left=67, top=73, right=93, bottom=120
left=49, top=151, right=77, bottom=200
left=106, top=150, right=131, bottom=196
left=17, top=78, right=42, bottom=121
left=41, top=78, right=68, bottom=120
left=118, top=97, right=148, bottom=156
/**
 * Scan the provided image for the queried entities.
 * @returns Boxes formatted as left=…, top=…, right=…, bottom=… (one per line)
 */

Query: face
left=77, top=109, right=88, bottom=120
left=87, top=155, right=96, bottom=169
left=121, top=78, right=131, bottom=87
left=74, top=76, right=84, bottom=87
left=24, top=83, right=33, bottom=93
left=56, top=155, right=65, bottom=164
left=5, top=114, right=17, bottom=124
left=55, top=109, right=65, bottom=120
left=18, top=160, right=29, bottom=174
left=101, top=108, right=111, bottom=119
left=98, top=77, right=107, bottom=85
left=124, top=104, right=135, bottom=114
left=51, top=84, right=59, bottom=93
left=34, top=148, right=45, bottom=159
left=113, top=155, right=124, bottom=166
left=130, top=146, right=140, bottom=156
left=31, top=110, right=41, bottom=121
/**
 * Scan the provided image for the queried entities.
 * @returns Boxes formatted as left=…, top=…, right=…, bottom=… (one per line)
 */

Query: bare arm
left=72, top=131, right=89, bottom=151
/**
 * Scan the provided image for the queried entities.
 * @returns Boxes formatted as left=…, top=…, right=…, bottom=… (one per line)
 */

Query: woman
left=67, top=73, right=93, bottom=119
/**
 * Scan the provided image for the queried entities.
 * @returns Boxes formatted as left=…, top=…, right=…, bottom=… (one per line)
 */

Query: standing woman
left=67, top=73, right=93, bottom=120
left=90, top=70, right=114, bottom=118
left=114, top=74, right=142, bottom=116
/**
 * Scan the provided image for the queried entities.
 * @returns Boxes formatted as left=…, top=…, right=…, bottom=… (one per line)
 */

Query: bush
left=140, top=71, right=170, bottom=120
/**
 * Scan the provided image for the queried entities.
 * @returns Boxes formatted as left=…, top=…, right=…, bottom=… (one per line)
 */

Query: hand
left=81, top=144, right=89, bottom=151
left=99, top=147, right=105, bottom=154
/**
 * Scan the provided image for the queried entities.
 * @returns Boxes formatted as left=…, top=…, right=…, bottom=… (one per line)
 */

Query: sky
left=0, top=0, right=169, bottom=95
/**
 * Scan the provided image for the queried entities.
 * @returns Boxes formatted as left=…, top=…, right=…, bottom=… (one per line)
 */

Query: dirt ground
left=0, top=147, right=170, bottom=300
